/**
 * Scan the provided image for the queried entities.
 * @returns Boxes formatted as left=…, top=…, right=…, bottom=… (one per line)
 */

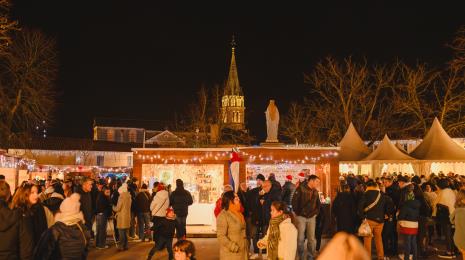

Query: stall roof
left=363, top=135, right=415, bottom=161
left=410, top=118, right=465, bottom=160
left=339, top=122, right=370, bottom=161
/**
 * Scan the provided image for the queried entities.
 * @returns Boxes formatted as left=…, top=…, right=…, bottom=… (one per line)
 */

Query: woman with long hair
left=257, top=201, right=297, bottom=260
left=10, top=182, right=52, bottom=245
left=216, top=191, right=248, bottom=260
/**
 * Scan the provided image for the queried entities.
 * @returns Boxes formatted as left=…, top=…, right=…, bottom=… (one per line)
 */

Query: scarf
left=55, top=211, right=85, bottom=226
left=268, top=214, right=286, bottom=250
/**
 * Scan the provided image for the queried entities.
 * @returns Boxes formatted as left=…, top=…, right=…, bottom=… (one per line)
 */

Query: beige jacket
left=258, top=218, right=298, bottom=260
left=216, top=210, right=248, bottom=260
left=113, top=191, right=132, bottom=229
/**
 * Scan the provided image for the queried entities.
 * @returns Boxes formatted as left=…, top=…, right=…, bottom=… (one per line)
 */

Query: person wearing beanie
left=135, top=183, right=152, bottom=242
left=147, top=208, right=177, bottom=260
left=34, top=193, right=91, bottom=259
left=113, top=183, right=132, bottom=251
left=398, top=185, right=421, bottom=260
left=282, top=175, right=296, bottom=211
left=169, top=179, right=193, bottom=239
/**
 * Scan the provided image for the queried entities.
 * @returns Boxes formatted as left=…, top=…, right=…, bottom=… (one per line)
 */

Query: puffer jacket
left=169, top=188, right=193, bottom=218
left=281, top=181, right=296, bottom=208
left=0, top=200, right=34, bottom=260
left=33, top=221, right=90, bottom=260
left=291, top=181, right=320, bottom=218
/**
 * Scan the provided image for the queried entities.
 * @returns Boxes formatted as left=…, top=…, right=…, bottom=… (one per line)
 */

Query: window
left=106, top=129, right=114, bottom=141
left=127, top=156, right=133, bottom=167
left=129, top=129, right=137, bottom=143
left=231, top=98, right=235, bottom=106
left=96, top=155, right=104, bottom=167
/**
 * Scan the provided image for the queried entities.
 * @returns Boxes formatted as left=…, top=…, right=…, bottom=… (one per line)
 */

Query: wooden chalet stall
left=132, top=146, right=340, bottom=232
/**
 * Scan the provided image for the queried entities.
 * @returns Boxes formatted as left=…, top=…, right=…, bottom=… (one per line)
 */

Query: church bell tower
left=221, top=36, right=245, bottom=130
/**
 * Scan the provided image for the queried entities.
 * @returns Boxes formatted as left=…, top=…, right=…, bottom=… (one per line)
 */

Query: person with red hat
left=147, top=207, right=177, bottom=260
left=282, top=175, right=296, bottom=212
left=295, top=172, right=306, bottom=189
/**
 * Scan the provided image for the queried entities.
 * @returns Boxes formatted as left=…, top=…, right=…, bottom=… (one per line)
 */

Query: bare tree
left=0, top=29, right=58, bottom=146
left=0, top=0, right=18, bottom=54
left=449, top=26, right=465, bottom=72
left=280, top=102, right=312, bottom=144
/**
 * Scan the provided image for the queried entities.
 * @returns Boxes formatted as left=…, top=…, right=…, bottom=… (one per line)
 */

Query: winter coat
left=258, top=217, right=297, bottom=260
left=398, top=198, right=421, bottom=235
left=28, top=204, right=50, bottom=245
left=385, top=184, right=400, bottom=211
left=42, top=193, right=64, bottom=214
left=281, top=181, right=296, bottom=208
left=357, top=188, right=388, bottom=223
left=262, top=188, right=282, bottom=227
left=450, top=207, right=465, bottom=251
left=150, top=190, right=170, bottom=217
left=291, top=181, right=320, bottom=218
left=113, top=192, right=132, bottom=229
left=247, top=187, right=263, bottom=225
left=216, top=210, right=248, bottom=260
left=76, top=188, right=93, bottom=227
left=33, top=221, right=90, bottom=260
left=332, top=191, right=357, bottom=233
left=0, top=200, right=34, bottom=260
left=237, top=190, right=248, bottom=217
left=135, top=190, right=151, bottom=213
left=169, top=188, right=193, bottom=217
left=153, top=217, right=176, bottom=240
left=95, top=193, right=112, bottom=217
left=432, top=188, right=456, bottom=216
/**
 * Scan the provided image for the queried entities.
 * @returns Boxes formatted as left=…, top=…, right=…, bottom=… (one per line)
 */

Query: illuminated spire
left=225, top=35, right=241, bottom=96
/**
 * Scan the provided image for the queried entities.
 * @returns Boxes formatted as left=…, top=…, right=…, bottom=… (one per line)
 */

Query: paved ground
left=88, top=237, right=455, bottom=260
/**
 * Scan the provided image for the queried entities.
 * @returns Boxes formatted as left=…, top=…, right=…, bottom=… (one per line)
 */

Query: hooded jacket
left=0, top=199, right=34, bottom=260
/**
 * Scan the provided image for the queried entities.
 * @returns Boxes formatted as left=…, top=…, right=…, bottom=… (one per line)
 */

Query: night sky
left=11, top=2, right=465, bottom=141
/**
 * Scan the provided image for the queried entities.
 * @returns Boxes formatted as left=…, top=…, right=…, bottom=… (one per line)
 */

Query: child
left=147, top=207, right=177, bottom=260
left=173, top=240, right=196, bottom=260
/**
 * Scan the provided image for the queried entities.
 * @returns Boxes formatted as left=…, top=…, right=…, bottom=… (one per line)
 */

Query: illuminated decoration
left=247, top=163, right=316, bottom=185
left=136, top=149, right=338, bottom=166
left=0, top=153, right=35, bottom=169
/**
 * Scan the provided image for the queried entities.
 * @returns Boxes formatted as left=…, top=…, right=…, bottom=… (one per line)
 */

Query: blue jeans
left=296, top=215, right=316, bottom=260
left=118, top=228, right=129, bottom=249
left=175, top=216, right=187, bottom=239
left=148, top=235, right=174, bottom=260
left=95, top=214, right=108, bottom=248
left=402, top=234, right=418, bottom=260
left=137, top=212, right=151, bottom=241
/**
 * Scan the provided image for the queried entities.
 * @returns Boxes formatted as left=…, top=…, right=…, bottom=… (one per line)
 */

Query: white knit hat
left=59, top=193, right=81, bottom=215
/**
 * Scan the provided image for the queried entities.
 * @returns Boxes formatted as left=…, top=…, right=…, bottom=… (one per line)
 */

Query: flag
left=229, top=148, right=241, bottom=192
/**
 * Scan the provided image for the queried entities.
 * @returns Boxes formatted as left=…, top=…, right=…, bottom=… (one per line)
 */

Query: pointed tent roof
left=224, top=36, right=242, bottom=96
left=363, top=135, right=415, bottom=161
left=410, top=117, right=465, bottom=160
left=339, top=122, right=370, bottom=161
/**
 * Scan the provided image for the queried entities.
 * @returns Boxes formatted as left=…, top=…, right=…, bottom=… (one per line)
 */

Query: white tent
left=410, top=118, right=465, bottom=175
left=362, top=135, right=417, bottom=177
left=338, top=123, right=371, bottom=175
left=410, top=117, right=465, bottom=160
left=339, top=122, right=370, bottom=161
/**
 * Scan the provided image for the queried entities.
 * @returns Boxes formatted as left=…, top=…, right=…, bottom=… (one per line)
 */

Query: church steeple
left=225, top=35, right=242, bottom=96
left=221, top=35, right=245, bottom=130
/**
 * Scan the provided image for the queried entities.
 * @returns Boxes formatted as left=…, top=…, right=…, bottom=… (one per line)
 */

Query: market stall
left=338, top=122, right=372, bottom=175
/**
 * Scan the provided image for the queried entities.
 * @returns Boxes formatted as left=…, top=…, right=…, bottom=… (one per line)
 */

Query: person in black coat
left=261, top=180, right=282, bottom=229
left=281, top=175, right=296, bottom=211
left=76, top=177, right=94, bottom=237
left=332, top=184, right=357, bottom=234
left=147, top=208, right=177, bottom=260
left=169, top=179, right=193, bottom=239
left=95, top=186, right=112, bottom=249
left=0, top=181, right=34, bottom=260
left=135, top=184, right=152, bottom=242
left=33, top=193, right=91, bottom=260
left=246, top=174, right=265, bottom=255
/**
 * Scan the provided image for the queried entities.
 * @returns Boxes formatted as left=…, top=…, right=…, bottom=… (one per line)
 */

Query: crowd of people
left=214, top=171, right=465, bottom=260
left=0, top=174, right=197, bottom=260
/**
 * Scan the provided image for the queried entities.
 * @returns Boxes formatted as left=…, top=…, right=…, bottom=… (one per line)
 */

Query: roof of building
left=338, top=122, right=370, bottom=161
left=362, top=134, right=415, bottom=161
left=8, top=137, right=157, bottom=152
left=410, top=117, right=465, bottom=160
left=93, top=117, right=174, bottom=131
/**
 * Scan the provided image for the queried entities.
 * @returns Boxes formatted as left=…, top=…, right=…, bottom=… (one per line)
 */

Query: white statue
left=265, top=99, right=279, bottom=142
